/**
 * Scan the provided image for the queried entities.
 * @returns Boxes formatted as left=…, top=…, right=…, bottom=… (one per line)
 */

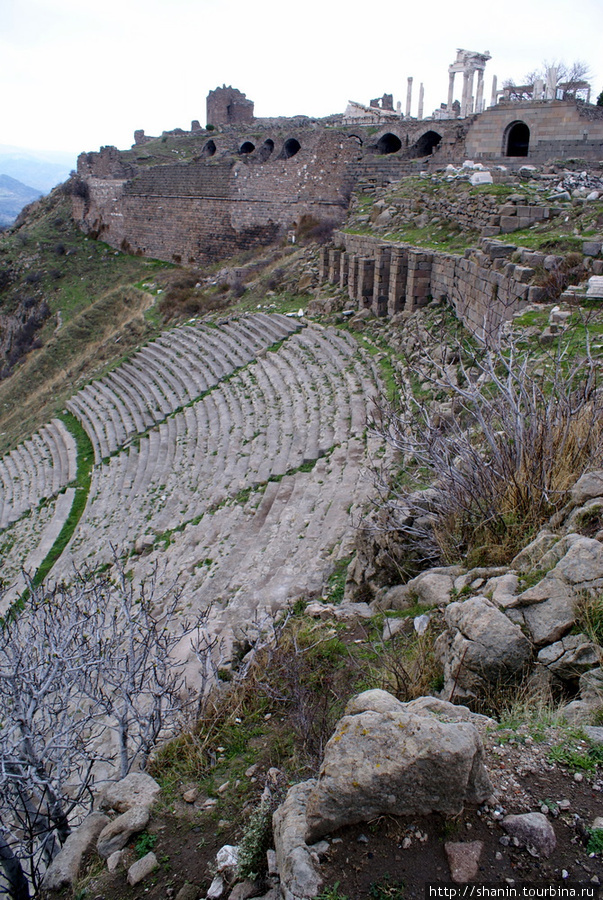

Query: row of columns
left=319, top=246, right=434, bottom=316
left=447, top=50, right=492, bottom=117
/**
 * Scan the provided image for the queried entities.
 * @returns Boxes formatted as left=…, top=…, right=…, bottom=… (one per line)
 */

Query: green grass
left=32, top=412, right=94, bottom=586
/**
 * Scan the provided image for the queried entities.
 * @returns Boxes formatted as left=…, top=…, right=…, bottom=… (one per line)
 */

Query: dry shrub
left=370, top=330, right=603, bottom=567
left=295, top=215, right=337, bottom=245
left=157, top=270, right=232, bottom=322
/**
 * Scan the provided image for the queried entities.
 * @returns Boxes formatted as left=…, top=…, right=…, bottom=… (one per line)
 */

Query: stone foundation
left=321, top=233, right=550, bottom=341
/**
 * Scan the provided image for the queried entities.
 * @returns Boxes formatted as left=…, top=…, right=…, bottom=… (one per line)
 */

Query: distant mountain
left=0, top=174, right=43, bottom=228
left=0, top=145, right=76, bottom=194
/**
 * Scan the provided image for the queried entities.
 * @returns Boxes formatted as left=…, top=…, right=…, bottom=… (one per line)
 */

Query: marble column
left=418, top=83, right=424, bottom=120
left=475, top=69, right=484, bottom=112
left=406, top=77, right=413, bottom=117
left=447, top=72, right=455, bottom=112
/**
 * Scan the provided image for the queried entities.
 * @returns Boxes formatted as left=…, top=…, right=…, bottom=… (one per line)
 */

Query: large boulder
left=304, top=690, right=492, bottom=842
left=436, top=597, right=532, bottom=698
left=96, top=805, right=150, bottom=858
left=98, top=772, right=161, bottom=813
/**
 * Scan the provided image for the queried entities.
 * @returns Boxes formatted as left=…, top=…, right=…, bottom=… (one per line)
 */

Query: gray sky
left=2, top=0, right=602, bottom=157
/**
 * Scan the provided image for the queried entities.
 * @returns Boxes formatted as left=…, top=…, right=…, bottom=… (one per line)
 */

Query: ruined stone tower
left=206, top=86, right=254, bottom=127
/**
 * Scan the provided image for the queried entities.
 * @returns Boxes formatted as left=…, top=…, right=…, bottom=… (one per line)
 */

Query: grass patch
left=32, top=412, right=94, bottom=585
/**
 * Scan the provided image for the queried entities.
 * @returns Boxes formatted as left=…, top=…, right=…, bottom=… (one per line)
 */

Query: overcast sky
left=2, top=0, right=602, bottom=161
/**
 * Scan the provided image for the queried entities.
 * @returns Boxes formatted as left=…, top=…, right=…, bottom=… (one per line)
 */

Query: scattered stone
left=216, top=845, right=239, bottom=877
left=107, top=850, right=124, bottom=873
left=228, top=880, right=260, bottom=900
left=176, top=885, right=202, bottom=900
left=97, top=805, right=150, bottom=858
left=445, top=840, right=484, bottom=883
left=127, top=851, right=158, bottom=886
left=207, top=874, right=226, bottom=899
left=182, top=788, right=198, bottom=803
left=502, top=813, right=556, bottom=858
left=42, top=812, right=110, bottom=890
left=584, top=727, right=603, bottom=744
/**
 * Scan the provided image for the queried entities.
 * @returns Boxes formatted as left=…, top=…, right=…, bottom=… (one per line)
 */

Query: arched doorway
left=201, top=139, right=216, bottom=158
left=239, top=141, right=255, bottom=155
left=376, top=133, right=402, bottom=155
left=279, top=138, right=301, bottom=159
left=410, top=131, right=442, bottom=157
left=505, top=121, right=530, bottom=157
left=258, top=139, right=274, bottom=162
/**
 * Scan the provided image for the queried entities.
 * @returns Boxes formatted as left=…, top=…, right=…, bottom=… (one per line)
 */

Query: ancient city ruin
left=1, top=44, right=603, bottom=900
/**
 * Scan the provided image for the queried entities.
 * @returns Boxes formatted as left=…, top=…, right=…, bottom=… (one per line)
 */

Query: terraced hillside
left=0, top=311, right=383, bottom=646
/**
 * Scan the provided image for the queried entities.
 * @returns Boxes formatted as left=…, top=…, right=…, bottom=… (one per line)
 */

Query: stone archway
left=258, top=139, right=275, bottom=162
left=410, top=130, right=442, bottom=157
left=505, top=121, right=530, bottom=157
left=239, top=141, right=255, bottom=155
left=279, top=138, right=301, bottom=159
left=376, top=133, right=402, bottom=155
left=201, top=139, right=216, bottom=158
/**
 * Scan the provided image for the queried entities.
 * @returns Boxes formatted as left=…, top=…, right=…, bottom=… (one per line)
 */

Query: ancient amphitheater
left=0, top=310, right=383, bottom=644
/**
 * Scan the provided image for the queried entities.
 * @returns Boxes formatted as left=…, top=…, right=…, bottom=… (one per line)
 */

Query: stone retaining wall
left=322, top=232, right=549, bottom=341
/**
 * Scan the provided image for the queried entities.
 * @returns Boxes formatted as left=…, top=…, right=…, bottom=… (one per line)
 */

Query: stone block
left=514, top=266, right=535, bottom=283
left=583, top=241, right=602, bottom=257
left=500, top=216, right=519, bottom=234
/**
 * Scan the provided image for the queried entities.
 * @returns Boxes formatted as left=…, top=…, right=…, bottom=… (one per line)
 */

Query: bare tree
left=503, top=59, right=593, bottom=102
left=0, top=563, right=222, bottom=897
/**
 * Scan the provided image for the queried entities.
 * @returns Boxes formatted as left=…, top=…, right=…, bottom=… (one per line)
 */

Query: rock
left=579, top=667, right=603, bottom=701
left=207, top=874, right=226, bottom=899
left=484, top=573, right=519, bottom=608
left=182, top=788, right=198, bottom=803
left=127, top=851, right=158, bottom=886
left=176, top=885, right=202, bottom=900
left=437, top=597, right=532, bottom=697
left=517, top=577, right=576, bottom=646
left=560, top=699, right=599, bottom=724
left=97, top=805, right=150, bottom=858
left=403, top=696, right=495, bottom=729
left=553, top=536, right=603, bottom=587
left=216, top=844, right=239, bottom=877
left=404, top=569, right=459, bottom=606
left=107, top=850, right=124, bottom=873
left=266, top=848, right=278, bottom=875
left=304, top=690, right=492, bottom=841
left=502, top=813, right=556, bottom=857
left=228, top=880, right=261, bottom=900
left=382, top=617, right=406, bottom=641
left=42, top=812, right=110, bottom=890
left=99, top=772, right=161, bottom=813
left=584, top=726, right=603, bottom=744
left=273, top=779, right=323, bottom=900
left=511, top=531, right=560, bottom=572
left=345, top=688, right=406, bottom=717
left=537, top=634, right=599, bottom=683
left=445, top=840, right=484, bottom=883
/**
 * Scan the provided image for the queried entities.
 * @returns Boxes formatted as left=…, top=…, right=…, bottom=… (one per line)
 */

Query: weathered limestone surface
left=304, top=690, right=492, bottom=841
